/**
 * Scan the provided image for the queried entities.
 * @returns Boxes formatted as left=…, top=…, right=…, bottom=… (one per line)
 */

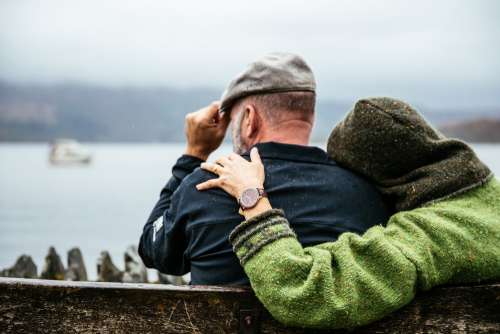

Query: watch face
left=240, top=188, right=260, bottom=208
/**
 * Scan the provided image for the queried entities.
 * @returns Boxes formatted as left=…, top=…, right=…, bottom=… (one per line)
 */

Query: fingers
left=200, top=162, right=223, bottom=175
left=250, top=147, right=262, bottom=164
left=228, top=152, right=246, bottom=163
left=196, top=179, right=221, bottom=191
left=204, top=101, right=221, bottom=119
left=215, top=156, right=231, bottom=167
left=217, top=110, right=230, bottom=129
left=190, top=101, right=220, bottom=127
left=205, top=101, right=230, bottom=133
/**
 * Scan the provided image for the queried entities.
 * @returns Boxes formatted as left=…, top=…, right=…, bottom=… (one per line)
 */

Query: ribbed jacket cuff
left=229, top=209, right=297, bottom=266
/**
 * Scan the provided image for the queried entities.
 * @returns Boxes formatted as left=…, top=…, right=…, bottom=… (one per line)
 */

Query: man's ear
left=245, top=104, right=261, bottom=139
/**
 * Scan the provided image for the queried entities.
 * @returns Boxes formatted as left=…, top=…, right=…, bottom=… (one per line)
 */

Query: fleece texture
left=327, top=97, right=492, bottom=211
left=229, top=97, right=500, bottom=329
left=231, top=178, right=500, bottom=329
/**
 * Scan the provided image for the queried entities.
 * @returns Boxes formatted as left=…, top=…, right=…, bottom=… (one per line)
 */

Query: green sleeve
left=229, top=180, right=500, bottom=329
left=230, top=209, right=418, bottom=329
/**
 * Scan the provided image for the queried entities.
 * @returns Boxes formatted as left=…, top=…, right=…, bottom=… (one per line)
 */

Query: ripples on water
left=1, top=143, right=499, bottom=279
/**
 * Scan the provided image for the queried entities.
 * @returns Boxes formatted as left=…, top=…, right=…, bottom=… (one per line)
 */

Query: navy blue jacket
left=139, top=142, right=389, bottom=285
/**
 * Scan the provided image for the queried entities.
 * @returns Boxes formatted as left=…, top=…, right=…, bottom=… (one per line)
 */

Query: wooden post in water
left=0, top=278, right=499, bottom=333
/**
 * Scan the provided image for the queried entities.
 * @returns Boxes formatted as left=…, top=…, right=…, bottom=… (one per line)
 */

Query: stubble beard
left=232, top=110, right=248, bottom=155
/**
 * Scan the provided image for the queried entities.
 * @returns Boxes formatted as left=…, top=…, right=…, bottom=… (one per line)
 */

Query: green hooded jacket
left=229, top=98, right=500, bottom=329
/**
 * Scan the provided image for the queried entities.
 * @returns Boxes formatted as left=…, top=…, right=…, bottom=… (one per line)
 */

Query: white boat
left=49, top=139, right=92, bottom=165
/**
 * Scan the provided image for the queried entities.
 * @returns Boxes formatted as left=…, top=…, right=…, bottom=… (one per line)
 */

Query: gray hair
left=245, top=91, right=315, bottom=124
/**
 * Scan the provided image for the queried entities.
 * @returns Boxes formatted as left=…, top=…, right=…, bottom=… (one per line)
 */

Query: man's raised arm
left=138, top=101, right=229, bottom=274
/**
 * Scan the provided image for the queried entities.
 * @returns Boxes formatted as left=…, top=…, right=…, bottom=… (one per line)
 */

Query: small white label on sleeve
left=152, top=217, right=164, bottom=242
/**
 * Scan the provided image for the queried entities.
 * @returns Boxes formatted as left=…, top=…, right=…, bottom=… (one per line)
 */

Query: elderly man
left=138, top=53, right=389, bottom=285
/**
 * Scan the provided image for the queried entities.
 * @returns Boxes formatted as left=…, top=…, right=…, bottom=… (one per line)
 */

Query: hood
left=327, top=97, right=493, bottom=211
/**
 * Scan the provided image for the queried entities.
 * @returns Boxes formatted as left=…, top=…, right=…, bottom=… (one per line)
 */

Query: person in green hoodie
left=196, top=97, right=500, bottom=329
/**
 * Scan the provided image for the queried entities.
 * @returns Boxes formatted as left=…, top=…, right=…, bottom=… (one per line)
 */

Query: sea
left=1, top=143, right=500, bottom=280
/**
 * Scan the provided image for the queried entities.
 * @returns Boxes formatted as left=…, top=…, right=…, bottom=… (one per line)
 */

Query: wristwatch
left=238, top=188, right=267, bottom=210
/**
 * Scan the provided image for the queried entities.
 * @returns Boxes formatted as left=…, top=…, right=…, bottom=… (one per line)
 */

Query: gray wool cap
left=219, top=52, right=316, bottom=113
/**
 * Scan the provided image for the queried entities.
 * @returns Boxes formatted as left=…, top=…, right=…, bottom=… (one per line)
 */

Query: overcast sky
left=1, top=0, right=499, bottom=108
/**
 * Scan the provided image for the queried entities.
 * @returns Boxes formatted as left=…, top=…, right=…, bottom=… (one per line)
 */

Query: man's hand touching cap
left=184, top=101, right=230, bottom=161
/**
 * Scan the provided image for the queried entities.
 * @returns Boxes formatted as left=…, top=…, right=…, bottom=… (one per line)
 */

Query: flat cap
left=220, top=52, right=316, bottom=113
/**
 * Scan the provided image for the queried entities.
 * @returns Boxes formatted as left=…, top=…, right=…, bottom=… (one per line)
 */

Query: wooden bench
left=0, top=277, right=498, bottom=333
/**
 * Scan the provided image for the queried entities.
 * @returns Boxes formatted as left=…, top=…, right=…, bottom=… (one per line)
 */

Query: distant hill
left=440, top=119, right=500, bottom=143
left=0, top=82, right=221, bottom=142
left=1, top=82, right=499, bottom=143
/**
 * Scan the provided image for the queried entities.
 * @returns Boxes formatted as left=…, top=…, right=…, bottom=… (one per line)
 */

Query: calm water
left=1, top=143, right=500, bottom=279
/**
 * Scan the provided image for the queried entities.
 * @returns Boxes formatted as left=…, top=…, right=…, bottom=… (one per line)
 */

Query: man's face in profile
left=228, top=105, right=247, bottom=155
